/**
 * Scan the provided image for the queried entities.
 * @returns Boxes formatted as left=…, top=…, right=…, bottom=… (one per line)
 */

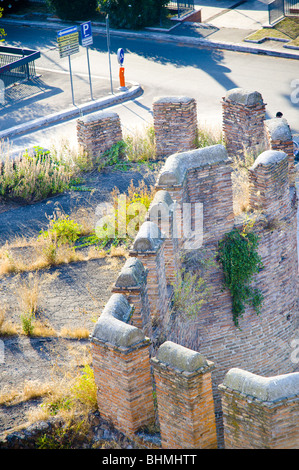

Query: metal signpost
left=80, top=21, right=93, bottom=101
left=57, top=25, right=79, bottom=105
left=117, top=48, right=126, bottom=90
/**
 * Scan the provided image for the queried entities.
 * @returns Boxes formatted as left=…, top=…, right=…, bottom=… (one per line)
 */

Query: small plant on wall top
left=218, top=221, right=264, bottom=328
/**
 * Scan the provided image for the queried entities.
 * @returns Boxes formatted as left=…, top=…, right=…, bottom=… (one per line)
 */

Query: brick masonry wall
left=89, top=92, right=299, bottom=449
left=219, top=368, right=299, bottom=449
left=222, top=88, right=267, bottom=159
left=151, top=342, right=217, bottom=449
left=153, top=96, right=198, bottom=158
left=90, top=294, right=155, bottom=436
left=264, top=118, right=296, bottom=187
left=77, top=111, right=122, bottom=163
left=91, top=338, right=155, bottom=436
left=129, top=222, right=170, bottom=331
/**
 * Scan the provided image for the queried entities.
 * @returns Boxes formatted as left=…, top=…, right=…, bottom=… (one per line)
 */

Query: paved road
left=2, top=23, right=299, bottom=154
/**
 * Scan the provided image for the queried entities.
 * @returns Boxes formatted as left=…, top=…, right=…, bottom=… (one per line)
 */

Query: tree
left=1, top=0, right=28, bottom=15
left=0, top=8, right=6, bottom=42
left=47, top=0, right=98, bottom=21
left=98, top=0, right=169, bottom=29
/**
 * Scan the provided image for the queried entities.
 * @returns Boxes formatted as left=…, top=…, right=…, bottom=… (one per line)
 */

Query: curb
left=2, top=17, right=299, bottom=60
left=0, top=83, right=143, bottom=140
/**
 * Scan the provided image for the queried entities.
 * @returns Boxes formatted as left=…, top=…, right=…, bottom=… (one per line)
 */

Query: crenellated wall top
left=221, top=367, right=299, bottom=402
left=156, top=144, right=229, bottom=187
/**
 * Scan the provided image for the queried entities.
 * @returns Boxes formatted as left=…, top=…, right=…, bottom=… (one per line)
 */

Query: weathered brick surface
left=91, top=338, right=155, bottom=436
left=77, top=111, right=122, bottom=163
left=152, top=342, right=217, bottom=449
left=153, top=96, right=197, bottom=158
left=89, top=91, right=298, bottom=449
left=264, top=118, right=296, bottom=187
left=219, top=369, right=299, bottom=449
left=222, top=88, right=267, bottom=159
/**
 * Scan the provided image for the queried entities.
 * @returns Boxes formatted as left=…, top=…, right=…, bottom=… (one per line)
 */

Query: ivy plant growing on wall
left=218, top=224, right=264, bottom=328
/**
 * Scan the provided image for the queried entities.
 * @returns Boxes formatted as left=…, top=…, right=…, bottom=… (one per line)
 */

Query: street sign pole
left=106, top=15, right=113, bottom=95
left=86, top=46, right=93, bottom=101
left=57, top=25, right=79, bottom=106
left=68, top=55, right=75, bottom=106
left=80, top=21, right=94, bottom=101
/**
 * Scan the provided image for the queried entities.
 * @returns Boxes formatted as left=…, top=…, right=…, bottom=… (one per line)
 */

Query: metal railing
left=168, top=1, right=194, bottom=18
left=284, top=0, right=299, bottom=15
left=268, top=0, right=285, bottom=24
left=0, top=46, right=40, bottom=88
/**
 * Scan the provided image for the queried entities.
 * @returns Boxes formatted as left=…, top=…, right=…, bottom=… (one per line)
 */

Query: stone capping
left=152, top=341, right=214, bottom=375
left=221, top=368, right=299, bottom=403
left=148, top=190, right=174, bottom=212
left=77, top=110, right=120, bottom=124
left=156, top=144, right=229, bottom=187
left=264, top=118, right=292, bottom=142
left=114, top=257, right=147, bottom=288
left=90, top=293, right=146, bottom=348
left=131, top=221, right=164, bottom=252
left=224, top=88, right=264, bottom=107
left=250, top=149, right=287, bottom=170
left=153, top=96, right=194, bottom=105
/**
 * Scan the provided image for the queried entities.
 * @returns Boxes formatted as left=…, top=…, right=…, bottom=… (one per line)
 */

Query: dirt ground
left=0, top=163, right=161, bottom=440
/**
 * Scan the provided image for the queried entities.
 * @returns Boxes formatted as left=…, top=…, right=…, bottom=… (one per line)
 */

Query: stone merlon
left=91, top=293, right=145, bottom=347
left=157, top=144, right=229, bottom=187
left=250, top=149, right=287, bottom=170
left=222, top=368, right=299, bottom=402
left=224, top=88, right=264, bottom=106
left=265, top=118, right=293, bottom=142
left=132, top=221, right=163, bottom=252
left=115, top=257, right=146, bottom=288
left=154, top=341, right=212, bottom=372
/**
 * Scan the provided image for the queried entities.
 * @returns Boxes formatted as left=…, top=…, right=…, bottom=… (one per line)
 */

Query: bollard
left=119, top=66, right=125, bottom=88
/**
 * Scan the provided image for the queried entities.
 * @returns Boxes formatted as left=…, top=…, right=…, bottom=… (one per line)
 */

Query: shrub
left=98, top=0, right=169, bottom=29
left=39, top=215, right=82, bottom=247
left=47, top=0, right=97, bottom=21
left=0, top=148, right=72, bottom=202
left=218, top=224, right=264, bottom=327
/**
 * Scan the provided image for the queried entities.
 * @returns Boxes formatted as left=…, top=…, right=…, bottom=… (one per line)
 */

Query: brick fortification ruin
left=78, top=89, right=299, bottom=449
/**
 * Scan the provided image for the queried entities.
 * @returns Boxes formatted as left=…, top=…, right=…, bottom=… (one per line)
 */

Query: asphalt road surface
left=2, top=23, right=299, bottom=152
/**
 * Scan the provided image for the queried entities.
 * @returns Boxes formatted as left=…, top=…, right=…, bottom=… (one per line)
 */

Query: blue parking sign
left=80, top=21, right=93, bottom=47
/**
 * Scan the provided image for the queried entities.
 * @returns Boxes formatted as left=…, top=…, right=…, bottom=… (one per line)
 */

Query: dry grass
left=59, top=327, right=90, bottom=339
left=0, top=305, right=18, bottom=336
left=231, top=147, right=262, bottom=216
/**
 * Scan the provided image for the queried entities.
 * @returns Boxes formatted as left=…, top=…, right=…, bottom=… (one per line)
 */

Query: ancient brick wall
left=89, top=90, right=298, bottom=449
left=264, top=117, right=296, bottom=187
left=219, top=368, right=299, bottom=449
left=151, top=341, right=217, bottom=449
left=90, top=294, right=155, bottom=436
left=77, top=111, right=122, bottom=163
left=153, top=96, right=197, bottom=158
left=222, top=88, right=267, bottom=159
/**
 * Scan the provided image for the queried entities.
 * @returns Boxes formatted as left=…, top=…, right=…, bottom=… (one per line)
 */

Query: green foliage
left=218, top=224, right=264, bottom=327
left=70, top=365, right=97, bottom=409
left=39, top=215, right=82, bottom=247
left=97, top=141, right=128, bottom=171
left=171, top=269, right=208, bottom=318
left=0, top=147, right=72, bottom=202
left=46, top=0, right=97, bottom=20
left=0, top=8, right=6, bottom=41
left=98, top=0, right=169, bottom=29
left=20, top=312, right=34, bottom=336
